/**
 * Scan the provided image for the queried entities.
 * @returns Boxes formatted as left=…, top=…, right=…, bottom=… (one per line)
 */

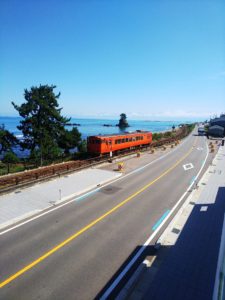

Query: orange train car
left=87, top=131, right=152, bottom=155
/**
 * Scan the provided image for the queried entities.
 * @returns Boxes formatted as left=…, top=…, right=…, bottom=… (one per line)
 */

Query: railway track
left=0, top=127, right=190, bottom=193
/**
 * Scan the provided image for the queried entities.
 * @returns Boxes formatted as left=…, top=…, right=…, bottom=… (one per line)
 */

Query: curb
left=0, top=172, right=122, bottom=233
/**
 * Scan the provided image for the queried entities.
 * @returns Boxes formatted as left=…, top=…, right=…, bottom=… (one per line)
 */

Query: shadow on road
left=96, top=187, right=225, bottom=300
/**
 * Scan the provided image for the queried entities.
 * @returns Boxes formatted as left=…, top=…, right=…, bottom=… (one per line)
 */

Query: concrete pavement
left=0, top=169, right=121, bottom=230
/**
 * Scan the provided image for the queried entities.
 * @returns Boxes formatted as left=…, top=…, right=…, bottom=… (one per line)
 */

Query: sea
left=0, top=116, right=188, bottom=158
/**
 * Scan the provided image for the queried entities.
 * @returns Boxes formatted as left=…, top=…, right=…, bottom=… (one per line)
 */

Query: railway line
left=0, top=126, right=190, bottom=191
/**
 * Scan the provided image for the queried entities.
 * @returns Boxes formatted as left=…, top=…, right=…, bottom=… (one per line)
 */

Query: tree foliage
left=78, top=139, right=87, bottom=153
left=58, top=127, right=81, bottom=154
left=2, top=151, right=19, bottom=164
left=12, top=84, right=81, bottom=164
left=0, top=124, right=18, bottom=154
left=2, top=151, right=20, bottom=173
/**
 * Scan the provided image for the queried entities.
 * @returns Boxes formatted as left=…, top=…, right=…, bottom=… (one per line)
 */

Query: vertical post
left=59, top=189, right=62, bottom=201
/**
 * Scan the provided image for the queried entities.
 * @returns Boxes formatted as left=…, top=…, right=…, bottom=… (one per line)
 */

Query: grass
left=0, top=163, right=25, bottom=176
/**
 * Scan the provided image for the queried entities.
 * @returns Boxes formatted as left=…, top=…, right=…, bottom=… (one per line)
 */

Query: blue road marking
left=190, top=176, right=196, bottom=184
left=75, top=188, right=100, bottom=202
left=152, top=210, right=170, bottom=231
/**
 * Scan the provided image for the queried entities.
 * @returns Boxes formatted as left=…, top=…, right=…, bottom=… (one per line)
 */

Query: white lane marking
left=183, top=163, right=194, bottom=171
left=200, top=206, right=208, bottom=212
left=0, top=133, right=192, bottom=236
left=100, top=138, right=209, bottom=300
left=197, top=147, right=203, bottom=151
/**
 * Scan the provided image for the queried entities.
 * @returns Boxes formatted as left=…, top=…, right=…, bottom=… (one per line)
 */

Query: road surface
left=0, top=130, right=210, bottom=299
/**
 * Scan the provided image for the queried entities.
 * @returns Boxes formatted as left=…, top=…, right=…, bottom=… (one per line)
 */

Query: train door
left=105, top=139, right=113, bottom=154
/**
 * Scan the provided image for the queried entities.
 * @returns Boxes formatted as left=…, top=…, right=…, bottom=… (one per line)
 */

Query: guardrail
left=0, top=127, right=190, bottom=192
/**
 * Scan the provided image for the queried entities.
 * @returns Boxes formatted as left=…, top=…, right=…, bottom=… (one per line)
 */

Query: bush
left=163, top=131, right=172, bottom=138
left=2, top=151, right=20, bottom=173
left=152, top=133, right=163, bottom=141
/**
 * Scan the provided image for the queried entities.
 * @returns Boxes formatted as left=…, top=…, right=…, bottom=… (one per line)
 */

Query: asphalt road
left=0, top=131, right=210, bottom=300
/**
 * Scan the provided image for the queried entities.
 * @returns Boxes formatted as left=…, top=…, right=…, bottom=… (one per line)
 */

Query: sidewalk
left=0, top=168, right=121, bottom=230
left=121, top=144, right=225, bottom=300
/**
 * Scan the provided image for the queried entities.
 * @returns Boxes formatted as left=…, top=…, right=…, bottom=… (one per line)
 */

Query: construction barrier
left=118, top=162, right=124, bottom=171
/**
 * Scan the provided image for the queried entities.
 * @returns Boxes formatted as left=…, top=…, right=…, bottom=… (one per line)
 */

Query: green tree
left=58, top=127, right=82, bottom=155
left=117, top=113, right=129, bottom=128
left=12, top=85, right=71, bottom=165
left=0, top=124, right=18, bottom=154
left=2, top=151, right=19, bottom=173
left=78, top=139, right=87, bottom=153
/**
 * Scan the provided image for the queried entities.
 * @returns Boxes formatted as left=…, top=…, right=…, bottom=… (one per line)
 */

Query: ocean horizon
left=0, top=116, right=194, bottom=158
left=0, top=116, right=192, bottom=139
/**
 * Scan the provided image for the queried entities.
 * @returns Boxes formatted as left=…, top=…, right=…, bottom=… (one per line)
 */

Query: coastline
left=0, top=117, right=188, bottom=159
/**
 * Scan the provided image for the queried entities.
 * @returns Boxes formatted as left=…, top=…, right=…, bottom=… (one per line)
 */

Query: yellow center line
left=0, top=140, right=196, bottom=288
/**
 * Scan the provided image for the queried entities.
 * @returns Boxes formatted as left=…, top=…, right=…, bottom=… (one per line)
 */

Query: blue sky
left=0, top=0, right=224, bottom=120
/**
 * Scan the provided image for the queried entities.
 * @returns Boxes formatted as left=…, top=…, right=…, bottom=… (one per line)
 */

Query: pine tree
left=12, top=85, right=72, bottom=165
left=0, top=124, right=18, bottom=154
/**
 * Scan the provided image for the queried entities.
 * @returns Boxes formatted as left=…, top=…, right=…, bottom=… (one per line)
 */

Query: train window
left=129, top=138, right=132, bottom=142
left=136, top=136, right=139, bottom=141
left=117, top=139, right=121, bottom=144
left=115, top=140, right=118, bottom=144
left=141, top=136, right=143, bottom=140
left=122, top=139, right=125, bottom=143
left=132, top=137, right=136, bottom=141
left=126, top=138, right=128, bottom=142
